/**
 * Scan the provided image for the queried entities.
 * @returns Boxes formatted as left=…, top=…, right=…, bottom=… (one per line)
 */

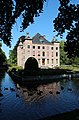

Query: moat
left=0, top=72, right=79, bottom=120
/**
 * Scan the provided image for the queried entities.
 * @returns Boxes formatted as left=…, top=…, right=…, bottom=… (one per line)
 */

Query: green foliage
left=9, top=47, right=17, bottom=66
left=72, top=57, right=79, bottom=65
left=0, top=0, right=46, bottom=46
left=9, top=65, right=23, bottom=72
left=0, top=47, right=7, bottom=66
left=60, top=65, right=79, bottom=72
left=60, top=40, right=69, bottom=65
left=53, top=0, right=79, bottom=58
left=0, top=42, right=2, bottom=47
left=1, top=0, right=79, bottom=58
left=60, top=40, right=79, bottom=65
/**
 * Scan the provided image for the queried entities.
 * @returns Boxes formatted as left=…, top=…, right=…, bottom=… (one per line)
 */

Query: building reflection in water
left=16, top=81, right=61, bottom=103
left=1, top=73, right=79, bottom=120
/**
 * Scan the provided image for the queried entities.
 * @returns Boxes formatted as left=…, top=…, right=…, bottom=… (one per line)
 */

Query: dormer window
left=20, top=38, right=22, bottom=42
left=39, top=36, right=44, bottom=43
left=51, top=36, right=57, bottom=43
left=19, top=42, right=23, bottom=47
left=40, top=39, right=44, bottom=43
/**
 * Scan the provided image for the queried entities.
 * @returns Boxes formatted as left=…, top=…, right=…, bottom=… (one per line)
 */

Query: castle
left=16, top=33, right=60, bottom=69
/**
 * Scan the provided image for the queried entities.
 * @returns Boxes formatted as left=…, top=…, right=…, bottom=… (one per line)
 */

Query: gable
left=32, top=33, right=52, bottom=45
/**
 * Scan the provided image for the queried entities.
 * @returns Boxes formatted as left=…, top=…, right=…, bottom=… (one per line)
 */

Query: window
left=33, top=51, right=35, bottom=56
left=42, top=59, right=45, bottom=65
left=52, top=59, right=53, bottom=64
left=23, top=56, right=25, bottom=61
left=47, top=51, right=49, bottom=57
left=40, top=39, right=44, bottom=43
left=47, top=46, right=49, bottom=50
left=27, top=50, right=30, bottom=54
left=42, top=46, right=45, bottom=49
left=51, top=47, right=53, bottom=50
left=56, top=52, right=58, bottom=57
left=42, top=51, right=45, bottom=56
left=33, top=46, right=35, bottom=49
left=23, top=56, right=25, bottom=59
left=56, top=59, right=58, bottom=64
left=38, top=46, right=40, bottom=49
left=47, top=59, right=49, bottom=64
left=38, top=59, right=40, bottom=64
left=23, top=49, right=25, bottom=54
left=27, top=45, right=30, bottom=48
left=56, top=47, right=58, bottom=50
left=20, top=46, right=23, bottom=49
left=52, top=52, right=53, bottom=57
left=38, top=51, right=40, bottom=56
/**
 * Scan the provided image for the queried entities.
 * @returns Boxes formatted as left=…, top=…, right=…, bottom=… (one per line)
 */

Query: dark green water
left=0, top=72, right=79, bottom=120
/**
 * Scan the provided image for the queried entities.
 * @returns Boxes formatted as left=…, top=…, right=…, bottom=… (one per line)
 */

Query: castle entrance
left=24, top=57, right=38, bottom=70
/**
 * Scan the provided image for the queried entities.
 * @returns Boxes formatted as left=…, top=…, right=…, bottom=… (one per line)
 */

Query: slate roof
left=15, top=33, right=59, bottom=48
left=32, top=33, right=52, bottom=45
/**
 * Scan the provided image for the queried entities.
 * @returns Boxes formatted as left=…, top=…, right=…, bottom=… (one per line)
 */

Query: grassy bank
left=60, top=65, right=79, bottom=72
left=8, top=67, right=73, bottom=76
left=8, top=65, right=79, bottom=77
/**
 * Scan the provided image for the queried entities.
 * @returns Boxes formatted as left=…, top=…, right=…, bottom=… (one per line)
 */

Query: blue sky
left=2, top=0, right=79, bottom=58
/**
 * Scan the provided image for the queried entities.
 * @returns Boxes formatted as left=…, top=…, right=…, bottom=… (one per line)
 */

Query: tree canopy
left=60, top=40, right=79, bottom=65
left=53, top=0, right=79, bottom=57
left=0, top=45, right=7, bottom=66
left=60, top=40, right=69, bottom=65
left=9, top=47, right=17, bottom=66
left=0, top=0, right=79, bottom=57
left=0, top=0, right=46, bottom=46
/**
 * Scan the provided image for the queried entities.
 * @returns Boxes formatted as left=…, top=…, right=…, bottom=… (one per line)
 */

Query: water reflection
left=0, top=70, right=5, bottom=83
left=0, top=70, right=5, bottom=97
left=17, top=82, right=61, bottom=102
left=0, top=73, right=79, bottom=120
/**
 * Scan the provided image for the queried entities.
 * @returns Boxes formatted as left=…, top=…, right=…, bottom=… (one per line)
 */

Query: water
left=0, top=72, right=79, bottom=120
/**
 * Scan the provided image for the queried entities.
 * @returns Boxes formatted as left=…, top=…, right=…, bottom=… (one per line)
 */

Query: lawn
left=60, top=65, right=79, bottom=72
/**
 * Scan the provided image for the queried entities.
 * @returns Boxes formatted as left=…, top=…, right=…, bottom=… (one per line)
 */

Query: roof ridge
left=32, top=33, right=41, bottom=39
left=32, top=33, right=52, bottom=45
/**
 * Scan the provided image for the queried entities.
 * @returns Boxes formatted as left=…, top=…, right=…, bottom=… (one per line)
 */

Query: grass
left=60, top=65, right=79, bottom=72
left=8, top=65, right=79, bottom=77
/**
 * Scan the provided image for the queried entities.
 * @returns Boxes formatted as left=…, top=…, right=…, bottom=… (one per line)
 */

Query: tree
left=9, top=47, right=17, bottom=66
left=53, top=0, right=79, bottom=58
left=0, top=0, right=79, bottom=58
left=0, top=0, right=46, bottom=46
left=60, top=40, right=70, bottom=65
left=0, top=45, right=7, bottom=66
left=60, top=40, right=79, bottom=65
left=72, top=57, right=79, bottom=65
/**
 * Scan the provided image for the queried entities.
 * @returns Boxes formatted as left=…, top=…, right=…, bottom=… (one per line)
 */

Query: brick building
left=16, top=33, right=60, bottom=68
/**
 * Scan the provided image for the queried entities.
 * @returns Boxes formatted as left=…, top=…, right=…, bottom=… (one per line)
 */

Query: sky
left=2, top=0, right=79, bottom=58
